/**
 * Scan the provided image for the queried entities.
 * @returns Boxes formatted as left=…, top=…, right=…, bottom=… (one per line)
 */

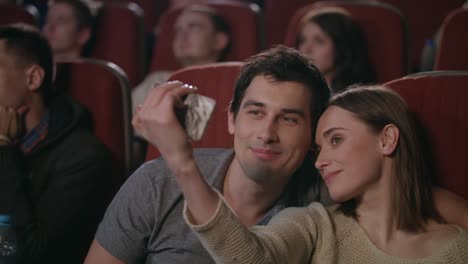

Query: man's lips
left=322, top=170, right=341, bottom=184
left=250, top=147, right=281, bottom=160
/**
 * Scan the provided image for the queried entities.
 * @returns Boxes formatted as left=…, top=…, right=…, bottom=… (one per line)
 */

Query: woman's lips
left=323, top=170, right=341, bottom=184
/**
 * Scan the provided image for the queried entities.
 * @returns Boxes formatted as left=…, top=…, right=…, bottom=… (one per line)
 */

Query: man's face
left=228, top=75, right=313, bottom=186
left=42, top=3, right=85, bottom=56
left=172, top=10, right=223, bottom=66
left=0, top=41, right=29, bottom=108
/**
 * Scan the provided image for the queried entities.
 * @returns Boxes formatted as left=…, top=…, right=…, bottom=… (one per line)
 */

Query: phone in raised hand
left=176, top=91, right=216, bottom=141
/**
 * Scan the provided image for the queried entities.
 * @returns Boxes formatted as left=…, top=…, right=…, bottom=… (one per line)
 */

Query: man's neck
left=54, top=50, right=81, bottom=61
left=222, top=159, right=286, bottom=227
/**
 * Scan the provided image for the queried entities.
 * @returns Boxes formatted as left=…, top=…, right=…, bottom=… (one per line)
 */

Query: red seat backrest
left=150, top=1, right=261, bottom=72
left=284, top=0, right=409, bottom=83
left=263, top=0, right=316, bottom=49
left=91, top=2, right=146, bottom=86
left=0, top=4, right=39, bottom=26
left=385, top=71, right=468, bottom=198
left=145, top=62, right=242, bottom=161
left=382, top=0, right=465, bottom=71
left=99, top=0, right=170, bottom=33
left=56, top=59, right=133, bottom=178
left=434, top=8, right=468, bottom=71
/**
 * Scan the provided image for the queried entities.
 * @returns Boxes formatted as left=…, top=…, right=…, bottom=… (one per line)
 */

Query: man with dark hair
left=85, top=45, right=331, bottom=264
left=42, top=0, right=94, bottom=60
left=87, top=45, right=468, bottom=264
left=0, top=24, right=113, bottom=264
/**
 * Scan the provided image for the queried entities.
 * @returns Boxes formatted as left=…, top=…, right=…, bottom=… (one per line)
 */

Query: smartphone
left=176, top=93, right=216, bottom=141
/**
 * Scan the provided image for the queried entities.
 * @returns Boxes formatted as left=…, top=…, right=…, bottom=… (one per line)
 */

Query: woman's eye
left=331, top=136, right=342, bottom=145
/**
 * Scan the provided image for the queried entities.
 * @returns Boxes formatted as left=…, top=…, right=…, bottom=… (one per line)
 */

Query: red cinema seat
left=0, top=4, right=39, bottom=26
left=385, top=71, right=468, bottom=198
left=284, top=0, right=410, bottom=83
left=92, top=2, right=146, bottom=86
left=382, top=0, right=465, bottom=71
left=146, top=62, right=243, bottom=161
left=99, top=0, right=170, bottom=33
left=56, top=59, right=134, bottom=179
left=150, top=0, right=261, bottom=72
left=434, top=8, right=468, bottom=71
left=263, top=0, right=316, bottom=49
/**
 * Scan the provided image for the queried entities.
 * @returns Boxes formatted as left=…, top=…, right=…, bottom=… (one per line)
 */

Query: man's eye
left=281, top=116, right=298, bottom=126
left=247, top=109, right=262, bottom=118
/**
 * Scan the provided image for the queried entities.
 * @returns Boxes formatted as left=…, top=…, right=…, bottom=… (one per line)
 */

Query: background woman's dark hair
left=297, top=12, right=376, bottom=92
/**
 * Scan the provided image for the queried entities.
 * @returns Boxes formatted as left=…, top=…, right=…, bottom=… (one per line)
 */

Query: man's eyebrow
left=242, top=100, right=264, bottom=109
left=281, top=108, right=305, bottom=117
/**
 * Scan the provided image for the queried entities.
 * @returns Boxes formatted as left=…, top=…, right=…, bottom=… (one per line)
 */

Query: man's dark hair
left=230, top=45, right=331, bottom=206
left=0, top=25, right=55, bottom=106
left=185, top=5, right=232, bottom=61
left=231, top=45, right=330, bottom=141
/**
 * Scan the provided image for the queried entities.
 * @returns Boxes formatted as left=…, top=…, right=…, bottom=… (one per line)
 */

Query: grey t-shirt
left=95, top=148, right=330, bottom=263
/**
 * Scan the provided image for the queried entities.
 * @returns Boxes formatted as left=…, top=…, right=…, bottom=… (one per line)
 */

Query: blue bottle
left=0, top=215, right=16, bottom=264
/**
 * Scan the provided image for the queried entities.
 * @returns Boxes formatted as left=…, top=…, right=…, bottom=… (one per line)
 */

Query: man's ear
left=77, top=27, right=91, bottom=47
left=214, top=32, right=229, bottom=53
left=379, top=124, right=399, bottom=155
left=25, top=65, right=44, bottom=92
left=227, top=110, right=235, bottom=135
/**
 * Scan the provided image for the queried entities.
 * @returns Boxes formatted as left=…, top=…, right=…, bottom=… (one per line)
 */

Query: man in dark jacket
left=0, top=24, right=114, bottom=263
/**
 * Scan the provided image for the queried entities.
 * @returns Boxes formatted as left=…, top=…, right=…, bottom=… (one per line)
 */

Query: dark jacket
left=0, top=94, right=115, bottom=264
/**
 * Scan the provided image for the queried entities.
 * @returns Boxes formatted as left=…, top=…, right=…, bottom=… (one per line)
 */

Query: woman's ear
left=379, top=124, right=399, bottom=155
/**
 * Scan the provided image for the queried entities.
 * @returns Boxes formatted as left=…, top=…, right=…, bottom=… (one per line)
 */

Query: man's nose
left=257, top=117, right=279, bottom=144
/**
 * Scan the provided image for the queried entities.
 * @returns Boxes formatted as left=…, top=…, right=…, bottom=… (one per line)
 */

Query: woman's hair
left=296, top=11, right=376, bottom=92
left=328, top=85, right=443, bottom=232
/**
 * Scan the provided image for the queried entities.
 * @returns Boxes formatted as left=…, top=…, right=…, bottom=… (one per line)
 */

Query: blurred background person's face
left=297, top=21, right=335, bottom=83
left=42, top=2, right=90, bottom=60
left=172, top=10, right=225, bottom=67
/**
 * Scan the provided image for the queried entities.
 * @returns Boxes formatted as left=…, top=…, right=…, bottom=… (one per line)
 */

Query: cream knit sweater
left=184, top=193, right=468, bottom=263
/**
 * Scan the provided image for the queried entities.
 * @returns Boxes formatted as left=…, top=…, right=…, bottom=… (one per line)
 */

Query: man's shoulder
left=139, top=148, right=233, bottom=183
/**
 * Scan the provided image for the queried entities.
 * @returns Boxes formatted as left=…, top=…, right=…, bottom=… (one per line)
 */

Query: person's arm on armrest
left=433, top=187, right=468, bottom=229
left=84, top=240, right=124, bottom=264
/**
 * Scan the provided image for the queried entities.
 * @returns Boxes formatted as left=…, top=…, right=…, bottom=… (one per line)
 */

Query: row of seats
left=145, top=63, right=468, bottom=199
left=53, top=56, right=467, bottom=199
left=2, top=0, right=467, bottom=86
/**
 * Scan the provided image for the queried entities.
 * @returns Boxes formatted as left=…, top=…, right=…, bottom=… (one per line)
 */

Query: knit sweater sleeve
left=184, top=191, right=328, bottom=264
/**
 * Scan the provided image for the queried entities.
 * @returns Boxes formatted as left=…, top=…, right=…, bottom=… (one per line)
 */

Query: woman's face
left=297, top=21, right=335, bottom=83
left=314, top=106, right=384, bottom=202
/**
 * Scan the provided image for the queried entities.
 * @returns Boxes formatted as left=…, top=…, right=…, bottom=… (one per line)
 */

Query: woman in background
left=296, top=8, right=376, bottom=92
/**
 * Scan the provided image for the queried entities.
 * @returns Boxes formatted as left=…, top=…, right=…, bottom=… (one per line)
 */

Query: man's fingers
left=142, top=80, right=183, bottom=108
